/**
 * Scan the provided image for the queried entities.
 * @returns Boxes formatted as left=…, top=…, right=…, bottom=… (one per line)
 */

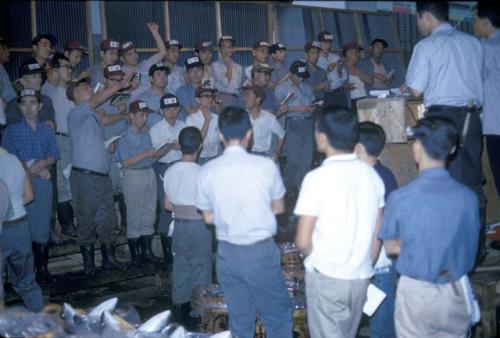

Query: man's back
left=381, top=168, right=479, bottom=283
left=406, top=23, right=483, bottom=107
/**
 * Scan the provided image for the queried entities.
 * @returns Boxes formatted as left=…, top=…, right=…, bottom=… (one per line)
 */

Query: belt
left=427, top=105, right=481, bottom=114
left=72, top=166, right=108, bottom=177
left=3, top=215, right=27, bottom=226
left=55, top=132, right=69, bottom=137
left=126, top=166, right=151, bottom=171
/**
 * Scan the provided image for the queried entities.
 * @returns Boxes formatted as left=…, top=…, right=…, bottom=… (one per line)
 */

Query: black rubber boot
left=101, top=243, right=123, bottom=270
left=32, top=243, right=57, bottom=283
left=127, top=238, right=144, bottom=267
left=140, top=236, right=162, bottom=264
left=80, top=245, right=96, bottom=275
left=57, top=201, right=77, bottom=237
left=160, top=234, right=173, bottom=264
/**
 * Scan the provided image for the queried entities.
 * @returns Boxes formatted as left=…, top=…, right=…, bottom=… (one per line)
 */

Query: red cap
left=195, top=40, right=213, bottom=51
left=64, top=40, right=87, bottom=54
left=119, top=41, right=135, bottom=55
left=100, top=38, right=120, bottom=51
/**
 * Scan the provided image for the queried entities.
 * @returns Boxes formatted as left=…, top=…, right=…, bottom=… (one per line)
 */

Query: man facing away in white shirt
left=295, top=106, right=385, bottom=338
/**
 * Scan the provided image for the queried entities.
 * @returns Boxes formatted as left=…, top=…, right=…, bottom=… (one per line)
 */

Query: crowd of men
left=0, top=1, right=499, bottom=338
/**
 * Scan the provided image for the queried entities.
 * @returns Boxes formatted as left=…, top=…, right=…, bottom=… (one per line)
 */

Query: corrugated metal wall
left=104, top=1, right=165, bottom=47
left=169, top=1, right=217, bottom=48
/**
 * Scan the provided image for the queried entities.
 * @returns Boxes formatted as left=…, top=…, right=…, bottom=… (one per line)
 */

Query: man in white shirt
left=164, top=39, right=186, bottom=95
left=185, top=87, right=221, bottom=164
left=295, top=107, right=385, bottom=338
left=163, top=126, right=212, bottom=327
left=149, top=93, right=185, bottom=262
left=196, top=106, right=293, bottom=338
left=242, top=84, right=284, bottom=160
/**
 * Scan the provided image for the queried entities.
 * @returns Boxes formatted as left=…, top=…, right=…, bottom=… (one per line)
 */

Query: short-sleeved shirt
left=185, top=110, right=220, bottom=159
left=249, top=110, right=285, bottom=153
left=41, top=82, right=75, bottom=134
left=116, top=126, right=154, bottom=169
left=135, top=87, right=167, bottom=127
left=349, top=73, right=367, bottom=99
left=68, top=102, right=110, bottom=173
left=294, top=154, right=385, bottom=280
left=373, top=161, right=398, bottom=270
left=148, top=118, right=184, bottom=164
left=0, top=178, right=13, bottom=224
left=0, top=64, right=16, bottom=102
left=211, top=59, right=243, bottom=95
left=167, top=65, right=186, bottom=96
left=378, top=168, right=480, bottom=284
left=0, top=151, right=27, bottom=220
left=237, top=86, right=280, bottom=115
left=164, top=161, right=200, bottom=206
left=269, top=59, right=289, bottom=85
left=305, top=64, right=328, bottom=99
left=100, top=100, right=130, bottom=140
left=6, top=94, right=56, bottom=126
left=358, top=57, right=391, bottom=91
left=2, top=119, right=60, bottom=162
left=406, top=23, right=484, bottom=108
left=275, top=79, right=315, bottom=118
left=196, top=145, right=286, bottom=245
left=122, top=53, right=164, bottom=96
left=482, top=30, right=500, bottom=135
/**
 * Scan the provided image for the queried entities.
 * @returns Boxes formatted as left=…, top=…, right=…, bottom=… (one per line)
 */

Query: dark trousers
left=1, top=221, right=43, bottom=311
left=486, top=135, right=500, bottom=197
left=153, top=162, right=173, bottom=235
left=426, top=108, right=485, bottom=205
left=69, top=170, right=117, bottom=246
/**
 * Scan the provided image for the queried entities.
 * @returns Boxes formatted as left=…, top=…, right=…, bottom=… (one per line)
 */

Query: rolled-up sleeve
left=378, top=193, right=400, bottom=240
left=405, top=42, right=430, bottom=93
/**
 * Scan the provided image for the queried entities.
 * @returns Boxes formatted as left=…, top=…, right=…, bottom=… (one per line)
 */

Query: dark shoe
left=80, top=245, right=96, bottom=274
left=160, top=234, right=173, bottom=264
left=127, top=238, right=144, bottom=267
left=57, top=201, right=77, bottom=237
left=32, top=243, right=57, bottom=283
left=140, top=236, right=162, bottom=264
left=101, top=242, right=123, bottom=270
left=180, top=302, right=199, bottom=331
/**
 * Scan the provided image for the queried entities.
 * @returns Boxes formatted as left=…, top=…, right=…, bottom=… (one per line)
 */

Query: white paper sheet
left=363, top=283, right=387, bottom=316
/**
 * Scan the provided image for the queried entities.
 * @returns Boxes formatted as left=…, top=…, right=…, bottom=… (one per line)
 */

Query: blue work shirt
left=136, top=87, right=166, bottom=127
left=176, top=83, right=216, bottom=118
left=269, top=59, right=289, bottom=85
left=237, top=87, right=280, bottom=115
left=275, top=79, right=315, bottom=118
left=68, top=102, right=110, bottom=174
left=116, top=126, right=154, bottom=169
left=482, top=30, right=500, bottom=135
left=406, top=23, right=484, bottom=108
left=305, top=64, right=328, bottom=100
left=378, top=167, right=480, bottom=284
left=2, top=119, right=59, bottom=162
left=0, top=64, right=16, bottom=102
left=100, top=100, right=130, bottom=140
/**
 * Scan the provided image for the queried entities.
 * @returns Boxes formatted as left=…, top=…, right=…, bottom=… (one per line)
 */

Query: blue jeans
left=370, top=265, right=397, bottom=338
left=217, top=239, right=293, bottom=338
left=26, top=177, right=53, bottom=244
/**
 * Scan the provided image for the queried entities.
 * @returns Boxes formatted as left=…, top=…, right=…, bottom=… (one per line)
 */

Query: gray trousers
left=69, top=170, right=117, bottom=245
left=283, top=118, right=315, bottom=190
left=305, top=269, right=369, bottom=338
left=172, top=219, right=212, bottom=304
left=395, top=276, right=469, bottom=338
left=26, top=177, right=53, bottom=244
left=55, top=135, right=72, bottom=203
left=122, top=168, right=157, bottom=239
left=1, top=221, right=43, bottom=312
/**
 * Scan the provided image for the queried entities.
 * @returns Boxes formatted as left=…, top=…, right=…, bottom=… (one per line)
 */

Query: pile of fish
left=0, top=297, right=231, bottom=338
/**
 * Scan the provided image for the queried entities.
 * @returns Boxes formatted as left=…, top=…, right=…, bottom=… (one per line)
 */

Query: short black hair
left=218, top=106, right=251, bottom=141
left=179, top=127, right=202, bottom=155
left=477, top=2, right=500, bottom=28
left=416, top=2, right=449, bottom=22
left=316, top=106, right=359, bottom=152
left=50, top=53, right=70, bottom=68
left=413, top=116, right=458, bottom=161
left=358, top=121, right=386, bottom=157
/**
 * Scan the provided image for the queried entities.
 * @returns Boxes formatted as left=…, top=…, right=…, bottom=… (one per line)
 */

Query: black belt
left=3, top=215, right=27, bottom=226
left=427, top=105, right=481, bottom=114
left=55, top=132, right=69, bottom=137
left=72, top=166, right=108, bottom=177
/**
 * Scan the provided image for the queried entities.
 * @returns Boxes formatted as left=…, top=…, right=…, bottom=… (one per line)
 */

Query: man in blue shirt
left=67, top=74, right=132, bottom=274
left=379, top=116, right=480, bottom=337
left=2, top=89, right=60, bottom=284
left=403, top=2, right=485, bottom=260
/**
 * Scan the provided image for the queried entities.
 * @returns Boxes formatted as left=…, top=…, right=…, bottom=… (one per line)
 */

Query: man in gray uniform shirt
left=66, top=73, right=132, bottom=274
